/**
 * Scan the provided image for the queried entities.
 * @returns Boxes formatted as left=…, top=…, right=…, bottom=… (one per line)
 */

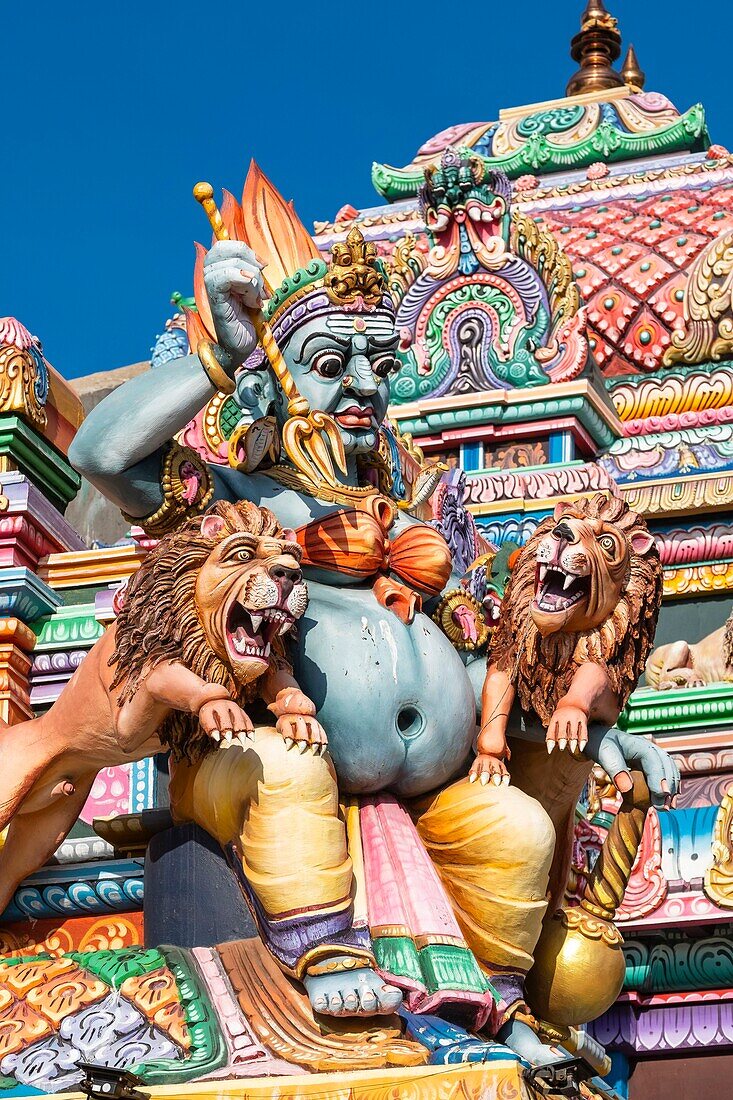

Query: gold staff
left=192, top=181, right=347, bottom=487
left=193, top=182, right=309, bottom=418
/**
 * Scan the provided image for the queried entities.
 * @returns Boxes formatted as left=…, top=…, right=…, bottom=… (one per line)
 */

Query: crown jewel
left=325, top=228, right=387, bottom=308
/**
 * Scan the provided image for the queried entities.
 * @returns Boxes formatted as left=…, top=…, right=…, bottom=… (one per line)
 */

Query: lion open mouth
left=533, top=564, right=590, bottom=615
left=225, top=601, right=294, bottom=663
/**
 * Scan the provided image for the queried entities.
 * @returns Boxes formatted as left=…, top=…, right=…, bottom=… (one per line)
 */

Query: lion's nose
left=554, top=521, right=576, bottom=544
left=268, top=562, right=302, bottom=597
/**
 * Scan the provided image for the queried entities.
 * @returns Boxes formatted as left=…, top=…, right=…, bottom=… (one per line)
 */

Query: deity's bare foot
left=496, top=1018, right=565, bottom=1066
left=304, top=962, right=403, bottom=1017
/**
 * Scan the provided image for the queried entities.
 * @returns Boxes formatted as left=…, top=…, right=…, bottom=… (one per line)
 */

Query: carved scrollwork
left=664, top=229, right=733, bottom=366
left=511, top=210, right=582, bottom=361
left=0, top=341, right=47, bottom=430
left=704, top=781, right=733, bottom=909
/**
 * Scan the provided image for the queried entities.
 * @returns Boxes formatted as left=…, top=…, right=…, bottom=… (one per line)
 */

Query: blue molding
left=0, top=859, right=144, bottom=922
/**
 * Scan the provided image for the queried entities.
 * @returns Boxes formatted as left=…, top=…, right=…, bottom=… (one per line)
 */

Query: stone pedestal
left=144, top=822, right=257, bottom=948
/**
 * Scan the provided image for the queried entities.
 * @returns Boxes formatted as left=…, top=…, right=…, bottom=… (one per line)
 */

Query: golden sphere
left=525, top=907, right=626, bottom=1026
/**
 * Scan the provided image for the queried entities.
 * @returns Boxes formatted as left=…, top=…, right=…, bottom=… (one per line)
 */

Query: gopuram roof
left=315, top=0, right=730, bottom=383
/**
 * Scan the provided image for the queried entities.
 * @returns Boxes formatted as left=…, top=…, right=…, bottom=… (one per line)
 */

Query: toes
left=312, top=994, right=328, bottom=1014
left=379, top=984, right=404, bottom=1012
left=360, top=988, right=378, bottom=1012
left=327, top=992, right=344, bottom=1014
left=342, top=991, right=360, bottom=1013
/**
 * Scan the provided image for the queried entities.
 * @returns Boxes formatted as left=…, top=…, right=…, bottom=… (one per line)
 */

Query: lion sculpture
left=646, top=613, right=733, bottom=690
left=0, top=499, right=324, bottom=912
left=471, top=492, right=670, bottom=907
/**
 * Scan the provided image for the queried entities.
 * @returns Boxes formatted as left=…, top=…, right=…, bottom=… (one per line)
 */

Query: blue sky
left=2, top=1, right=731, bottom=380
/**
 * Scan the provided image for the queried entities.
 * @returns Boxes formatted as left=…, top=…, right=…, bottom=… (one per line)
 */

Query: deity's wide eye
left=372, top=353, right=397, bottom=378
left=598, top=534, right=617, bottom=556
left=234, top=548, right=252, bottom=562
left=312, top=351, right=344, bottom=379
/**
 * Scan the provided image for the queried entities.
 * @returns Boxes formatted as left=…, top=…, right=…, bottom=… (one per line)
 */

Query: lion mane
left=490, top=493, right=662, bottom=725
left=110, top=499, right=288, bottom=763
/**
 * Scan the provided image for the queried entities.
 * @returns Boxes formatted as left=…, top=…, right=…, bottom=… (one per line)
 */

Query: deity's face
left=277, top=310, right=399, bottom=455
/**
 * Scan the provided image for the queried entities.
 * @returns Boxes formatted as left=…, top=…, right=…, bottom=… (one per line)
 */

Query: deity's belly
left=291, top=582, right=476, bottom=797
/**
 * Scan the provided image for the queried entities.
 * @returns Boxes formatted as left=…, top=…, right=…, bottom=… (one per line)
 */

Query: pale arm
left=69, top=355, right=218, bottom=517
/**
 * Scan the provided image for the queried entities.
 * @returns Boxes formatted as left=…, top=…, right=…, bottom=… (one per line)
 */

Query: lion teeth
left=562, top=573, right=575, bottom=591
left=278, top=620, right=293, bottom=635
left=539, top=565, right=547, bottom=582
left=249, top=613, right=263, bottom=635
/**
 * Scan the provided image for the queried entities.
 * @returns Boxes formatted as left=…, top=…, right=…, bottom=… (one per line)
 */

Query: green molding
left=69, top=947, right=167, bottom=987
left=263, top=258, right=329, bottom=319
left=30, top=603, right=104, bottom=650
left=0, top=415, right=80, bottom=514
left=133, top=946, right=228, bottom=1084
left=605, top=359, right=733, bottom=391
left=391, top=392, right=619, bottom=451
left=618, top=682, right=733, bottom=735
left=372, top=104, right=709, bottom=201
left=624, top=933, right=733, bottom=994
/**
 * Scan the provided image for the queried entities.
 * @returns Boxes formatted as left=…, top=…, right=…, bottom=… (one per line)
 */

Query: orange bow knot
left=295, top=502, right=452, bottom=623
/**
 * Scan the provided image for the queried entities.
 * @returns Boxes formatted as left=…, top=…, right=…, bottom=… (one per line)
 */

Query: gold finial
left=193, top=182, right=228, bottom=242
left=621, top=44, right=645, bottom=92
left=566, top=0, right=625, bottom=97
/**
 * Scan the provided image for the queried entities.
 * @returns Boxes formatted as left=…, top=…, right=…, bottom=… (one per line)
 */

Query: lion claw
left=284, top=737, right=294, bottom=750
left=558, top=738, right=567, bottom=752
left=210, top=730, right=221, bottom=743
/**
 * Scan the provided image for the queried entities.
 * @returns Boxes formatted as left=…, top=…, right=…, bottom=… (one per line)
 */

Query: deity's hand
left=203, top=241, right=267, bottom=365
left=197, top=697, right=254, bottom=747
left=585, top=726, right=681, bottom=809
left=468, top=753, right=510, bottom=786
left=546, top=704, right=588, bottom=755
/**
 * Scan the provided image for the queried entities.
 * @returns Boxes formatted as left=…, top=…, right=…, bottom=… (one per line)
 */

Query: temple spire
left=621, top=44, right=645, bottom=92
left=566, top=0, right=626, bottom=97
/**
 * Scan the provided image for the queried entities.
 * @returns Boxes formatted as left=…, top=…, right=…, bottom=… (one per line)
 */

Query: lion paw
left=276, top=713, right=328, bottom=755
left=546, top=705, right=588, bottom=755
left=468, top=754, right=510, bottom=787
left=198, top=699, right=254, bottom=747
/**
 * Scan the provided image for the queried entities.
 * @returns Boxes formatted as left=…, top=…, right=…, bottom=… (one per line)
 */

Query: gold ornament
left=433, top=590, right=490, bottom=651
left=325, top=227, right=387, bottom=308
left=526, top=772, right=650, bottom=1026
left=123, top=442, right=213, bottom=537
left=197, top=339, right=236, bottom=395
left=664, top=229, right=733, bottom=366
left=704, top=781, right=733, bottom=909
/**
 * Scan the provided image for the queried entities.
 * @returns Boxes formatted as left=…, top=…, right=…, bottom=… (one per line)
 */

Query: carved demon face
left=278, top=312, right=398, bottom=456
left=531, top=501, right=655, bottom=637
left=194, top=515, right=307, bottom=684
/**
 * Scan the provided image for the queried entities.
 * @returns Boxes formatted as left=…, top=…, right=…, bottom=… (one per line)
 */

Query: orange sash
left=295, top=499, right=452, bottom=624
